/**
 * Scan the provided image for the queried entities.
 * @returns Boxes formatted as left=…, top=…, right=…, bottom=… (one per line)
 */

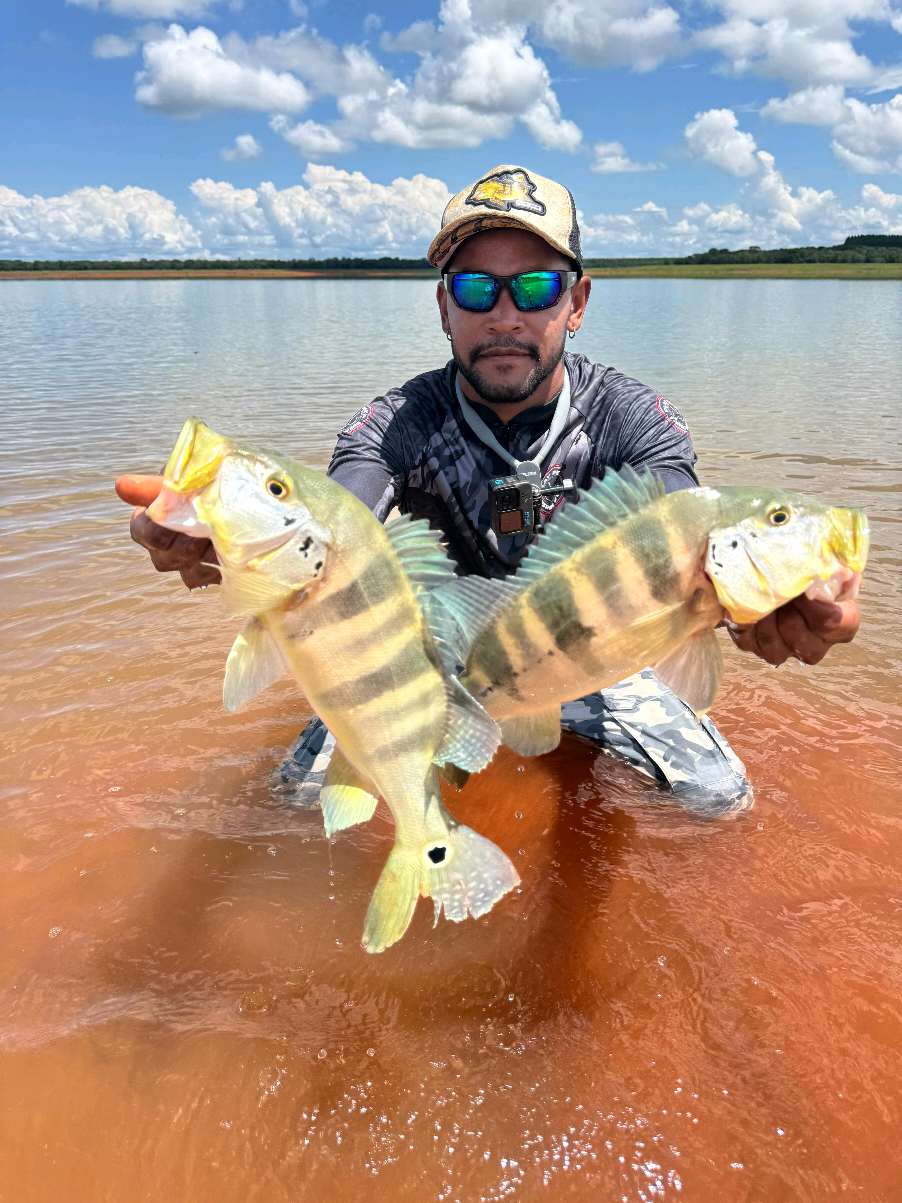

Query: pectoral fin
left=223, top=617, right=288, bottom=711
left=499, top=708, right=562, bottom=757
left=653, top=626, right=723, bottom=715
left=320, top=746, right=379, bottom=838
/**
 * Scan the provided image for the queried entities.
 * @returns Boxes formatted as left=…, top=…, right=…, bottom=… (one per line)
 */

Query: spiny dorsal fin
left=515, top=466, right=666, bottom=585
left=434, top=678, right=502, bottom=773
left=384, top=515, right=457, bottom=592
left=429, top=575, right=522, bottom=668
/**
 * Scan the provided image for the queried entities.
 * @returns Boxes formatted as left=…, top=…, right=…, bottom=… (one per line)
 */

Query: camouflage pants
left=273, top=668, right=753, bottom=819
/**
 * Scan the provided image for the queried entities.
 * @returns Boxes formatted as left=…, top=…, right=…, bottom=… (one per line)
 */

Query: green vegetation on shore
left=3, top=236, right=901, bottom=279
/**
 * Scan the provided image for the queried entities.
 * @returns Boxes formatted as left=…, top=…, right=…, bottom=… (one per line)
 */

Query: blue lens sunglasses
left=443, top=270, right=580, bottom=313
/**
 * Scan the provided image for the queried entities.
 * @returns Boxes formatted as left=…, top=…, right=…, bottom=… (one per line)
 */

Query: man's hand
left=726, top=596, right=860, bottom=667
left=130, top=509, right=221, bottom=590
left=117, top=474, right=220, bottom=590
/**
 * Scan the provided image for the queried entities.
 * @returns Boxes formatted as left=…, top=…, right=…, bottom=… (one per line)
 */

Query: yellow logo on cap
left=465, top=170, right=546, bottom=216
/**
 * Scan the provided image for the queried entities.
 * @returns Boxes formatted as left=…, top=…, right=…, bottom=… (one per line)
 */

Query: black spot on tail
left=427, top=846, right=447, bottom=864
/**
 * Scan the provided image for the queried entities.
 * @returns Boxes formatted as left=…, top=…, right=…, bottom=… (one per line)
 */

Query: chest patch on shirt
left=655, top=395, right=689, bottom=434
left=340, top=404, right=376, bottom=437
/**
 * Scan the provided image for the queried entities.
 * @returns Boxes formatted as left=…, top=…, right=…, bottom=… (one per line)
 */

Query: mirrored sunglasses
left=443, top=270, right=579, bottom=313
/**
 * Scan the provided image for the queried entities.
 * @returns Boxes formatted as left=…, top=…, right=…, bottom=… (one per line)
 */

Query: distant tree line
left=0, top=256, right=436, bottom=272
left=583, top=235, right=902, bottom=267
left=2, top=236, right=901, bottom=271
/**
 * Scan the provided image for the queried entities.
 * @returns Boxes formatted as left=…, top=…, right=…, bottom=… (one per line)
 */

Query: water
left=1, top=278, right=901, bottom=1201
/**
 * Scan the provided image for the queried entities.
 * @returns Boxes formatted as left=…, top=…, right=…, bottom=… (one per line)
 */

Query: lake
left=1, top=277, right=901, bottom=1202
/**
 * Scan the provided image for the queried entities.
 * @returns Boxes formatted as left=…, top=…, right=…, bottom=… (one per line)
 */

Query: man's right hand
left=130, top=508, right=221, bottom=589
left=118, top=476, right=221, bottom=590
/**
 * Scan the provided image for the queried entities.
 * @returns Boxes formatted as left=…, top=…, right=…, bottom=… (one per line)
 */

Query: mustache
left=468, top=338, right=541, bottom=365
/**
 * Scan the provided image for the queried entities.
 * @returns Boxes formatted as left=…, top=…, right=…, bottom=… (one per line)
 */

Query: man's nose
left=486, top=286, right=523, bottom=331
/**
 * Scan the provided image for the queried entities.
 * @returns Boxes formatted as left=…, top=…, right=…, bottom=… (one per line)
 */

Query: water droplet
left=366, top=1048, right=375, bottom=1057
left=515, top=811, right=522, bottom=819
left=221, top=1121, right=231, bottom=1129
left=658, top=955, right=666, bottom=966
left=335, top=940, right=343, bottom=948
left=776, top=1128, right=785, bottom=1136
left=517, top=765, right=525, bottom=772
left=757, top=822, right=764, bottom=830
left=518, top=849, right=525, bottom=856
left=108, top=786, right=121, bottom=793
left=48, top=927, right=62, bottom=939
left=318, top=1049, right=327, bottom=1059
left=268, top=847, right=277, bottom=856
left=328, top=893, right=335, bottom=900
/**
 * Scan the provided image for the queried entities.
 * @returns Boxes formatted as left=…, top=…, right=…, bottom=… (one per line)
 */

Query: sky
left=2, top=0, right=902, bottom=258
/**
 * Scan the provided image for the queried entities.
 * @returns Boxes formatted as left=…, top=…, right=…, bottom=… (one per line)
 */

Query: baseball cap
left=427, top=164, right=582, bottom=271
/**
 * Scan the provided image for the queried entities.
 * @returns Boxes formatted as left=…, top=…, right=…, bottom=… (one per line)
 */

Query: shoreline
left=1, top=263, right=900, bottom=280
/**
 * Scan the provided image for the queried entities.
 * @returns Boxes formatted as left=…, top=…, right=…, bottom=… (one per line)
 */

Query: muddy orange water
left=2, top=278, right=901, bottom=1201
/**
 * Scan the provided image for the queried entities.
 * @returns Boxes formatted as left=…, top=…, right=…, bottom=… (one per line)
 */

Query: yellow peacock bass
left=436, top=469, right=868, bottom=756
left=146, top=418, right=519, bottom=953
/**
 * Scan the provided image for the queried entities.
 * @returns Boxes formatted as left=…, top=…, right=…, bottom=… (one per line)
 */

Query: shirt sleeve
left=326, top=399, right=407, bottom=522
left=604, top=377, right=699, bottom=494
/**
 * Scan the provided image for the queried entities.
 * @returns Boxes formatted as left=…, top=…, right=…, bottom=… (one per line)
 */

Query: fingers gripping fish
left=435, top=469, right=869, bottom=757
left=147, top=419, right=519, bottom=953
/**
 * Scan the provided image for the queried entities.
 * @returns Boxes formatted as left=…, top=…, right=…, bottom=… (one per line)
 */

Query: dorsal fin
left=514, top=466, right=665, bottom=585
left=384, top=515, right=457, bottom=592
left=428, top=575, right=522, bottom=668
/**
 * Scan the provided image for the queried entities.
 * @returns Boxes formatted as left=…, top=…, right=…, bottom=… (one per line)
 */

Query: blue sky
left=2, top=0, right=902, bottom=257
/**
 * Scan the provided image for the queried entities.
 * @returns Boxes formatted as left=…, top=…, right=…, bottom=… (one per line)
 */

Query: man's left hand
left=726, top=596, right=860, bottom=667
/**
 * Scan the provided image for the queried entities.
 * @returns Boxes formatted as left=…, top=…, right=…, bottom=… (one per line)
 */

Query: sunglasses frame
left=442, top=270, right=580, bottom=313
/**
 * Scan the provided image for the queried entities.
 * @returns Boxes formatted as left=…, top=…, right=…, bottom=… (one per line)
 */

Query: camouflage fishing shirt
left=328, top=352, right=698, bottom=579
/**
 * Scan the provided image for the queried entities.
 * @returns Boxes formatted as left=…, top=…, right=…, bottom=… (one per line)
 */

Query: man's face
left=437, top=227, right=588, bottom=406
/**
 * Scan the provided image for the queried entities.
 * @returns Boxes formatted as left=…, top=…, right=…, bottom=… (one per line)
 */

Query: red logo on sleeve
left=655, top=396, right=689, bottom=434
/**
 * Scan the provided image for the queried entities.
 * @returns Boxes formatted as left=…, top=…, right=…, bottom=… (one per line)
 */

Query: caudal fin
left=361, top=823, right=520, bottom=954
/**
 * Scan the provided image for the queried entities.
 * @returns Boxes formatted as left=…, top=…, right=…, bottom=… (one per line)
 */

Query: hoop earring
left=446, top=332, right=452, bottom=341
left=567, top=329, right=576, bottom=339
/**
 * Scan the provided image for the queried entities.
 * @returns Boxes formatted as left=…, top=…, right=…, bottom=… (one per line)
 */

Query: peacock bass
left=435, top=468, right=869, bottom=756
left=146, top=418, right=519, bottom=953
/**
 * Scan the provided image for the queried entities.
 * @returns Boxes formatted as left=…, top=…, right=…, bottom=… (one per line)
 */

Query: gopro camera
left=488, top=475, right=574, bottom=537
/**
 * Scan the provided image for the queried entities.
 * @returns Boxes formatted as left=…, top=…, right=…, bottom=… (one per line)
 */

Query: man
left=131, top=164, right=860, bottom=816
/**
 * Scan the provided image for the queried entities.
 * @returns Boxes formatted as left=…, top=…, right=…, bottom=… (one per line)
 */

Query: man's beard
left=451, top=333, right=566, bottom=405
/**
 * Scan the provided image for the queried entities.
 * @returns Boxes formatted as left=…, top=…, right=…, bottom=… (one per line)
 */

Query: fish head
left=705, top=489, right=869, bottom=624
left=149, top=419, right=331, bottom=615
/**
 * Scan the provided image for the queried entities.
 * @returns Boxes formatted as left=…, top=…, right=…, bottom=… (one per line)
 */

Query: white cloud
left=129, top=5, right=583, bottom=151
left=220, top=132, right=262, bottom=161
left=694, top=0, right=889, bottom=87
left=190, top=164, right=451, bottom=255
left=93, top=34, right=138, bottom=58
left=69, top=0, right=218, bottom=17
left=0, top=183, right=200, bottom=257
left=270, top=115, right=353, bottom=156
left=764, top=87, right=902, bottom=173
left=685, top=108, right=761, bottom=176
left=135, top=25, right=311, bottom=117
left=761, top=84, right=849, bottom=126
left=582, top=158, right=902, bottom=256
left=590, top=140, right=663, bottom=172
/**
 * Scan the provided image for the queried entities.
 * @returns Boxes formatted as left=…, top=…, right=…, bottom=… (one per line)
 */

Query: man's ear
left=436, top=280, right=450, bottom=335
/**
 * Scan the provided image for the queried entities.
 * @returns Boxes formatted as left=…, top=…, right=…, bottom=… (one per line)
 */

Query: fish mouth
left=162, top=417, right=231, bottom=494
left=146, top=482, right=212, bottom=537
left=804, top=567, right=862, bottom=604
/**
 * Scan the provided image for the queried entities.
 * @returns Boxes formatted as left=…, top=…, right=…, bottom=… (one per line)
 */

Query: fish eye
left=265, top=475, right=290, bottom=500
left=768, top=505, right=791, bottom=526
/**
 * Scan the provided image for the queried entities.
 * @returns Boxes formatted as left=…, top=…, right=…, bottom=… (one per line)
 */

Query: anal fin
left=320, top=746, right=379, bottom=838
left=499, top=708, right=562, bottom=757
left=654, top=625, right=723, bottom=715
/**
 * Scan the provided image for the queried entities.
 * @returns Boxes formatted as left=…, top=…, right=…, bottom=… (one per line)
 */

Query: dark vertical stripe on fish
left=579, top=543, right=629, bottom=620
left=372, top=723, right=442, bottom=762
left=474, top=626, right=520, bottom=696
left=317, top=641, right=425, bottom=710
left=527, top=574, right=596, bottom=658
left=305, top=555, right=398, bottom=628
left=632, top=516, right=681, bottom=602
